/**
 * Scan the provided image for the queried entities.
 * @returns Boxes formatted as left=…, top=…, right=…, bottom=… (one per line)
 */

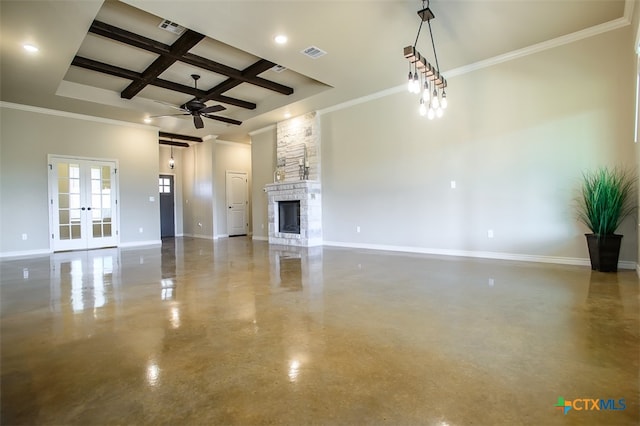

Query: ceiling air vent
left=301, top=46, right=327, bottom=59
left=271, top=65, right=287, bottom=73
left=158, top=19, right=186, bottom=35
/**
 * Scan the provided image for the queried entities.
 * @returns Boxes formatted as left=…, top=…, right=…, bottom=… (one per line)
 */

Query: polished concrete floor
left=1, top=237, right=638, bottom=425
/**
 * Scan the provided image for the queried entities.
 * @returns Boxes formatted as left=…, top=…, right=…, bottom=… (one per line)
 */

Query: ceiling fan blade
left=193, top=115, right=204, bottom=129
left=202, top=113, right=242, bottom=126
left=153, top=100, right=187, bottom=112
left=199, top=105, right=225, bottom=114
left=150, top=113, right=190, bottom=118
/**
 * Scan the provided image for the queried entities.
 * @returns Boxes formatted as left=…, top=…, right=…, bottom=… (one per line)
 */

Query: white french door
left=49, top=156, right=119, bottom=251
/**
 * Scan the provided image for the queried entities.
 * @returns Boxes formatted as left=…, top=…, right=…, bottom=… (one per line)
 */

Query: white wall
left=180, top=138, right=252, bottom=239
left=214, top=141, right=252, bottom=237
left=319, top=26, right=636, bottom=264
left=0, top=104, right=160, bottom=255
left=250, top=127, right=276, bottom=240
left=182, top=140, right=214, bottom=238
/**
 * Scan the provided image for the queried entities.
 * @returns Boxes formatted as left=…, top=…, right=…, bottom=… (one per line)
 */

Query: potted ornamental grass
left=576, top=166, right=637, bottom=272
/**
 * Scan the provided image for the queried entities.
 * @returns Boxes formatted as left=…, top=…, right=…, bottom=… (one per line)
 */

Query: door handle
left=87, top=207, right=92, bottom=211
left=81, top=207, right=86, bottom=211
left=228, top=206, right=232, bottom=209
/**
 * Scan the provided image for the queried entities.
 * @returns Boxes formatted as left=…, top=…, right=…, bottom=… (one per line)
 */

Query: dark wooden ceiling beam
left=71, top=57, right=255, bottom=109
left=199, top=59, right=287, bottom=104
left=159, top=132, right=203, bottom=142
left=88, top=20, right=293, bottom=96
left=120, top=29, right=206, bottom=99
left=90, top=21, right=168, bottom=55
left=159, top=140, right=190, bottom=147
left=180, top=54, right=293, bottom=95
left=71, top=56, right=140, bottom=80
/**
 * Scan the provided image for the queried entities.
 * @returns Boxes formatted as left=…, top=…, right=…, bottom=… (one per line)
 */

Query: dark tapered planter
left=585, top=234, right=623, bottom=272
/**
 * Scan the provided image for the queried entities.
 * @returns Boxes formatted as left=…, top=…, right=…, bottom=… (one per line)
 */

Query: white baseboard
left=252, top=236, right=268, bottom=241
left=215, top=234, right=229, bottom=239
left=184, top=233, right=214, bottom=240
left=119, top=240, right=162, bottom=248
left=322, top=241, right=637, bottom=270
left=0, top=248, right=52, bottom=259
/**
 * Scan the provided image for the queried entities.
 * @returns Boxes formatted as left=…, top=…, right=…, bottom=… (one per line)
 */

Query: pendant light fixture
left=404, top=0, right=448, bottom=119
left=169, top=146, right=175, bottom=170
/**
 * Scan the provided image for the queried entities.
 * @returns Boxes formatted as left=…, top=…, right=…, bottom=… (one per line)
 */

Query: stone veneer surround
left=265, top=180, right=322, bottom=247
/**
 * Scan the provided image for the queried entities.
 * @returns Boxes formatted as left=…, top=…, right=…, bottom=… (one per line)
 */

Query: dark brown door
left=159, top=175, right=175, bottom=238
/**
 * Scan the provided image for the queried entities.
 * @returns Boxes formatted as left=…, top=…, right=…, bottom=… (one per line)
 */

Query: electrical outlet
left=139, top=227, right=143, bottom=233
left=450, top=180, right=456, bottom=189
left=21, top=233, right=27, bottom=240
left=487, top=229, right=494, bottom=238
left=356, top=226, right=361, bottom=233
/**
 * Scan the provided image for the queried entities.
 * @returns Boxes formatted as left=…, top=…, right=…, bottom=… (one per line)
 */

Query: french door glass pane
left=58, top=163, right=82, bottom=241
left=60, top=226, right=70, bottom=240
left=90, top=165, right=112, bottom=238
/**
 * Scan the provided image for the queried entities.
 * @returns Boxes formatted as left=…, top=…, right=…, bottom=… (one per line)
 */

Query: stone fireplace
left=264, top=111, right=322, bottom=247
left=265, top=181, right=322, bottom=246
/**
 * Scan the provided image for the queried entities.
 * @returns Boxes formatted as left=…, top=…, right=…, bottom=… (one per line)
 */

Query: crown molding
left=445, top=17, right=630, bottom=80
left=0, top=101, right=157, bottom=131
left=320, top=14, right=632, bottom=116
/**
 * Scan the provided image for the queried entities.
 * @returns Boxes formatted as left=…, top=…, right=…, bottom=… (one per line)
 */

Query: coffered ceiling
left=0, top=0, right=630, bottom=142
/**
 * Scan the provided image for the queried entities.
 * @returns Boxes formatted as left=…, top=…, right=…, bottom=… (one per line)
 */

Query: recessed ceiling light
left=274, top=35, right=288, bottom=45
left=23, top=44, right=39, bottom=53
left=284, top=112, right=291, bottom=119
left=144, top=117, right=152, bottom=124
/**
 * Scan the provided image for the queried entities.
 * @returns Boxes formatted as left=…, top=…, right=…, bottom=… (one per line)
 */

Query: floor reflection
left=50, top=249, right=120, bottom=316
left=1, top=238, right=638, bottom=425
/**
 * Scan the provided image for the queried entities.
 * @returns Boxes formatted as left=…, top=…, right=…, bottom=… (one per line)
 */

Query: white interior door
left=226, top=171, right=248, bottom=236
left=49, top=157, right=118, bottom=251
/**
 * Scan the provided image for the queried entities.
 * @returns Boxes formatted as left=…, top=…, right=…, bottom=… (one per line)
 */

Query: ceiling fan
left=151, top=74, right=241, bottom=129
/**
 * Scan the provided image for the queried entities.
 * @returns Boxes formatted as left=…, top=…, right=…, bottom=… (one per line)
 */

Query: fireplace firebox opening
left=279, top=200, right=301, bottom=234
